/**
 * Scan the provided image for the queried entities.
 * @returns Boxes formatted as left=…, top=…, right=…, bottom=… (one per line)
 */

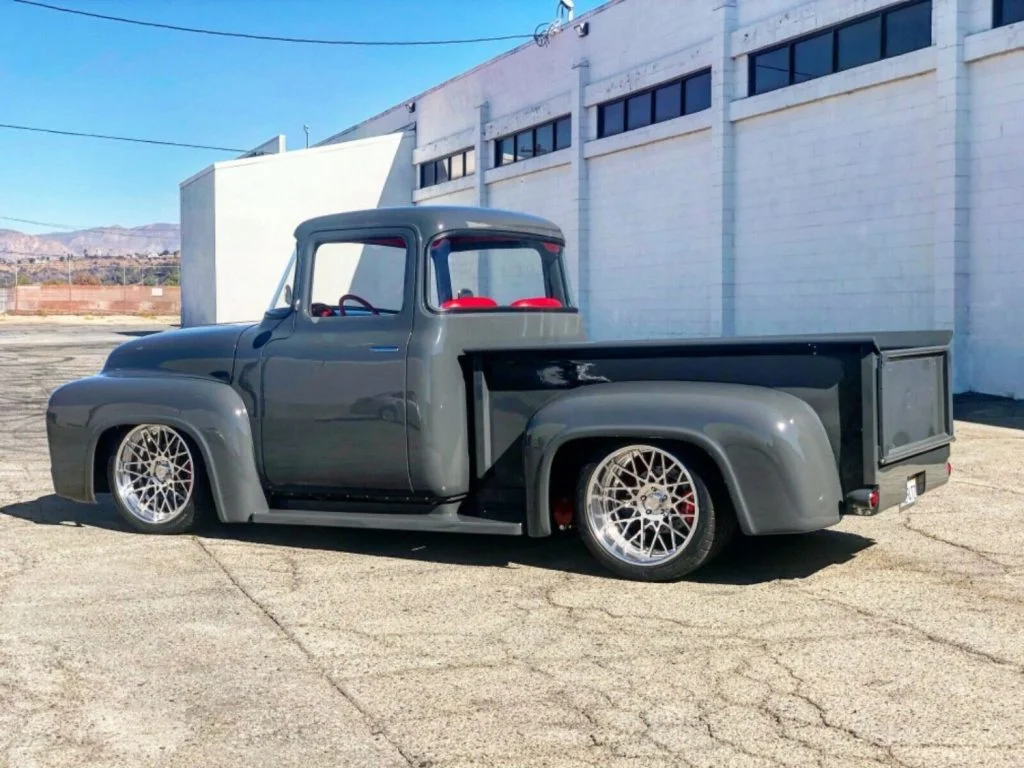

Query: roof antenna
left=534, top=0, right=575, bottom=47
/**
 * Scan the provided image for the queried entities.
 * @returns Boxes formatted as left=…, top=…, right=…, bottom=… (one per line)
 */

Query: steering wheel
left=338, top=293, right=379, bottom=316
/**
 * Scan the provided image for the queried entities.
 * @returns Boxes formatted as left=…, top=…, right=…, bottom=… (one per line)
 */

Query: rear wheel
left=106, top=424, right=209, bottom=534
left=575, top=443, right=734, bottom=582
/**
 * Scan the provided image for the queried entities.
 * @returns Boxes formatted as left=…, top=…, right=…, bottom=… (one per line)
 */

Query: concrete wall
left=179, top=168, right=216, bottom=327
left=240, top=0, right=1024, bottom=397
left=180, top=132, right=414, bottom=325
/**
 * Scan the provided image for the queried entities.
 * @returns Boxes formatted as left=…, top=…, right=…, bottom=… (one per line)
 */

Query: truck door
left=258, top=228, right=414, bottom=493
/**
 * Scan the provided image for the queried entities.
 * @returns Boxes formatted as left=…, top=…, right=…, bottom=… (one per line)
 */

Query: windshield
left=426, top=233, right=573, bottom=310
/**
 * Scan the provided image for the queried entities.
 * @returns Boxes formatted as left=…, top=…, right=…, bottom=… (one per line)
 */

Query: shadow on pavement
left=954, top=393, right=1024, bottom=431
left=2, top=494, right=875, bottom=585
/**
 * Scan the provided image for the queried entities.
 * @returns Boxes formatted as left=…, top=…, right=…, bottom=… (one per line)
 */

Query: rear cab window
left=426, top=233, right=574, bottom=312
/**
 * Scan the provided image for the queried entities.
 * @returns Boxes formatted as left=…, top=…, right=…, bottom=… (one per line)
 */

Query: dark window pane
left=837, top=15, right=882, bottom=70
left=514, top=129, right=534, bottom=161
left=450, top=152, right=464, bottom=179
left=884, top=1, right=932, bottom=58
left=626, top=91, right=653, bottom=130
left=793, top=32, right=833, bottom=83
left=684, top=71, right=712, bottom=113
left=654, top=81, right=682, bottom=122
left=599, top=100, right=625, bottom=137
left=435, top=158, right=449, bottom=184
left=752, top=47, right=790, bottom=94
left=421, top=162, right=435, bottom=188
left=535, top=123, right=554, bottom=156
left=554, top=116, right=571, bottom=150
left=465, top=148, right=476, bottom=175
left=998, top=0, right=1024, bottom=26
left=496, top=137, right=514, bottom=166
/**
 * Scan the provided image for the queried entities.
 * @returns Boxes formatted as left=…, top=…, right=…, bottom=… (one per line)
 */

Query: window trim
left=596, top=67, right=712, bottom=140
left=493, top=115, right=572, bottom=168
left=994, top=0, right=1024, bottom=28
left=747, top=0, right=933, bottom=97
left=418, top=147, right=475, bottom=190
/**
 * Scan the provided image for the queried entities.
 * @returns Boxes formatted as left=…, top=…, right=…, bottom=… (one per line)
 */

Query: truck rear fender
left=47, top=374, right=267, bottom=523
left=522, top=381, right=843, bottom=537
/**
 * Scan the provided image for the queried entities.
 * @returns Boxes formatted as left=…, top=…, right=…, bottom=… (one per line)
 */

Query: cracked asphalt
left=1, top=322, right=1023, bottom=768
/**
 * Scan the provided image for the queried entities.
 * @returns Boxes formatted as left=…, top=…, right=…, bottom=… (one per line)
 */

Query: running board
left=252, top=507, right=523, bottom=536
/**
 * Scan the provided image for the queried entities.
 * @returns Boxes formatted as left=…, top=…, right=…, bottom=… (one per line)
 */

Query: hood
left=103, top=322, right=253, bottom=382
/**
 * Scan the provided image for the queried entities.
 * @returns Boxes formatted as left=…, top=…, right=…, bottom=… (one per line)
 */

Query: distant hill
left=0, top=223, right=180, bottom=262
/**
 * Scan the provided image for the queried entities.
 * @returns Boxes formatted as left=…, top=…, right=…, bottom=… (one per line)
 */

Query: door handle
left=370, top=345, right=400, bottom=353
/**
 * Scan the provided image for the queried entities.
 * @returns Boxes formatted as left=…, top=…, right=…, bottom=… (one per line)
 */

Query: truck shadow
left=2, top=495, right=875, bottom=585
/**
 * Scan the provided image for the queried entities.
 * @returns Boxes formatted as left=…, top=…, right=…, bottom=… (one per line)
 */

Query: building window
left=995, top=0, right=1024, bottom=27
left=419, top=147, right=475, bottom=189
left=597, top=68, right=712, bottom=140
left=749, top=0, right=932, bottom=96
left=494, top=115, right=571, bottom=168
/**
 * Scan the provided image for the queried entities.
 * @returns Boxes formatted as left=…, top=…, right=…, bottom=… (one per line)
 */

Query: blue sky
left=0, top=0, right=601, bottom=234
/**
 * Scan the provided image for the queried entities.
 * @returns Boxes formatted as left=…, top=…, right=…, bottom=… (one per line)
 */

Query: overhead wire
left=0, top=122, right=246, bottom=152
left=11, top=0, right=535, bottom=46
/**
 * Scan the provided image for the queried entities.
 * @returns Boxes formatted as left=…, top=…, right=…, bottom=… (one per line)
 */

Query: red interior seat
left=440, top=297, right=498, bottom=310
left=510, top=297, right=563, bottom=309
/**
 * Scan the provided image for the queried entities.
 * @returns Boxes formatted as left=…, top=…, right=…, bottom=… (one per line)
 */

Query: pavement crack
left=798, top=587, right=1024, bottom=675
left=193, top=537, right=416, bottom=767
left=900, top=512, right=1011, bottom=568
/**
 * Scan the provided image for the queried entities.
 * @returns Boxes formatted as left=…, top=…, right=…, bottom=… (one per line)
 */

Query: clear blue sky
left=0, top=0, right=601, bottom=234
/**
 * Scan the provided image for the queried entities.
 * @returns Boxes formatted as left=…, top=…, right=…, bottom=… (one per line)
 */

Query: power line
left=0, top=215, right=177, bottom=240
left=12, top=0, right=534, bottom=46
left=0, top=121, right=245, bottom=152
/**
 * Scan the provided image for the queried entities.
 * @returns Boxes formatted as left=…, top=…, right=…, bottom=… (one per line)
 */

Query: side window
left=309, top=236, right=407, bottom=317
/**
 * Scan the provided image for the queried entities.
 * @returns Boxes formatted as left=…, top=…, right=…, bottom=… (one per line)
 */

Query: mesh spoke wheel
left=584, top=444, right=700, bottom=567
left=113, top=425, right=196, bottom=525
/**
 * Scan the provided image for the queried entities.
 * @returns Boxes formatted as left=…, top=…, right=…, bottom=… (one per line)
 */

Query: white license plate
left=902, top=478, right=919, bottom=508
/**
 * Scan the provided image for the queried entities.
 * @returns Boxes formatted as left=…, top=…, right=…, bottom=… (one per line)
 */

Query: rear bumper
left=875, top=444, right=951, bottom=512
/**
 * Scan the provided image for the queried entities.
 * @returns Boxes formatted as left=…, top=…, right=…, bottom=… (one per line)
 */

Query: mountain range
left=0, top=223, right=180, bottom=262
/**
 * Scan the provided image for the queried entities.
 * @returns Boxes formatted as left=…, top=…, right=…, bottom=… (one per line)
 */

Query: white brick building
left=181, top=0, right=1024, bottom=398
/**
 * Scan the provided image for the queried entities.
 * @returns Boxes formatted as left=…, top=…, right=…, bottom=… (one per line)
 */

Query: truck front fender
left=46, top=373, right=267, bottom=523
left=522, top=381, right=843, bottom=538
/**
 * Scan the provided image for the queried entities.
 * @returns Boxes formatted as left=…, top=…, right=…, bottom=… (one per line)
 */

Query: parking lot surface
left=1, top=322, right=1022, bottom=768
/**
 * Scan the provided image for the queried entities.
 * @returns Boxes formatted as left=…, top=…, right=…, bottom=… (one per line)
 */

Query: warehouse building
left=180, top=0, right=1024, bottom=398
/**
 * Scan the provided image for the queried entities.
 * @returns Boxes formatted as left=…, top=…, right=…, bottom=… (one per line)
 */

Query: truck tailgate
left=878, top=344, right=953, bottom=465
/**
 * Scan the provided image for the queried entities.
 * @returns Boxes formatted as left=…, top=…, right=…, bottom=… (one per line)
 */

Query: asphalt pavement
left=1, top=322, right=1022, bottom=768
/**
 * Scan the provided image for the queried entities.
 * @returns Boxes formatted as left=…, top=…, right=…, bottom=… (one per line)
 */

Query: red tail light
left=868, top=489, right=879, bottom=509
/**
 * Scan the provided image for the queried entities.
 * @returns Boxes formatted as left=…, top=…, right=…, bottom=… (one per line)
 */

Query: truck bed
left=464, top=330, right=953, bottom=512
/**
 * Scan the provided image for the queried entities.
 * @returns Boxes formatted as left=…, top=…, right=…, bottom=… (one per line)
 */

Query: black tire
left=574, top=443, right=736, bottom=582
left=105, top=425, right=213, bottom=535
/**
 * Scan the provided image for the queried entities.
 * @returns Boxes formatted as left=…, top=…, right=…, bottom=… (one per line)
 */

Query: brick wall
left=6, top=285, right=180, bottom=315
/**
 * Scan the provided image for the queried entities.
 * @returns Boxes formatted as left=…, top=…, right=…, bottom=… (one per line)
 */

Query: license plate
left=901, top=478, right=919, bottom=508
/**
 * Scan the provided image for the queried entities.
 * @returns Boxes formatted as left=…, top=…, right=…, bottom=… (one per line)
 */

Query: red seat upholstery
left=510, top=297, right=563, bottom=309
left=440, top=297, right=498, bottom=310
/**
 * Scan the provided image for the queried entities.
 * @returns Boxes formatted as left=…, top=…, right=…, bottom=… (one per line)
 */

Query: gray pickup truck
left=46, top=206, right=954, bottom=581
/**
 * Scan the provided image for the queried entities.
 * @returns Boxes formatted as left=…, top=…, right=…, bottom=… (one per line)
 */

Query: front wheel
left=107, top=424, right=210, bottom=534
left=575, top=443, right=734, bottom=582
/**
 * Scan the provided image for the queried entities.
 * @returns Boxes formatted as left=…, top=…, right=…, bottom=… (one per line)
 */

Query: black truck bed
left=465, top=330, right=953, bottom=503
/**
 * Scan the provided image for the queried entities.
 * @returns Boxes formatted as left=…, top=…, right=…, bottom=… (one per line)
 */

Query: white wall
left=967, top=46, right=1024, bottom=397
left=180, top=132, right=414, bottom=325
left=587, top=129, right=715, bottom=341
left=734, top=73, right=937, bottom=335
left=179, top=169, right=216, bottom=327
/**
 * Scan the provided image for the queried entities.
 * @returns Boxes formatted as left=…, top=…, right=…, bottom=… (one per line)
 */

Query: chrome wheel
left=584, top=444, right=700, bottom=566
left=113, top=425, right=195, bottom=525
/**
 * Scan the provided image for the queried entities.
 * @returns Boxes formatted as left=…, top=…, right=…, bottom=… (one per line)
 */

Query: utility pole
left=303, top=124, right=310, bottom=148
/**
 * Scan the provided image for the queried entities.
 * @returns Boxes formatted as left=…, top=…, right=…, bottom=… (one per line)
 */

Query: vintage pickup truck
left=46, top=206, right=954, bottom=581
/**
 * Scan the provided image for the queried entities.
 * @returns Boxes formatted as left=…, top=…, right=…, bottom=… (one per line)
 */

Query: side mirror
left=284, top=284, right=293, bottom=305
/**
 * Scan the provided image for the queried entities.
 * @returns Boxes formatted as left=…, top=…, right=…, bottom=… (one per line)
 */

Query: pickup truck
left=46, top=206, right=954, bottom=582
